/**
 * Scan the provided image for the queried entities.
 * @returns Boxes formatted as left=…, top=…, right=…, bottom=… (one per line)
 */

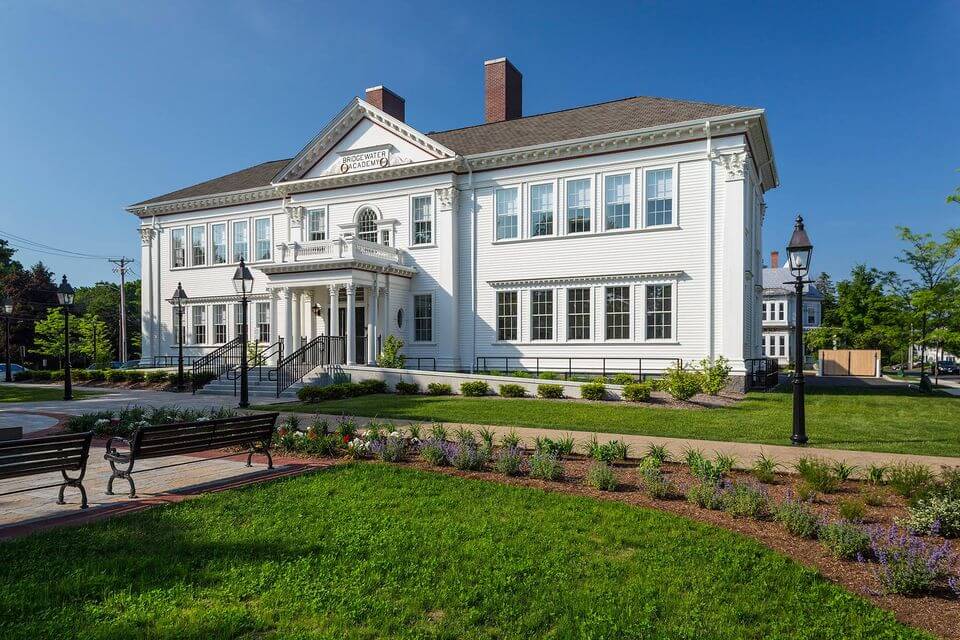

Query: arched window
left=356, top=208, right=378, bottom=243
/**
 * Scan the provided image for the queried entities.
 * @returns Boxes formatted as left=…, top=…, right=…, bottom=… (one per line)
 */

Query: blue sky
left=0, top=1, right=957, bottom=286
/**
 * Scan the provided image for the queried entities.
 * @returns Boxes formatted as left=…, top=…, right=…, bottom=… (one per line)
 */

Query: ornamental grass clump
left=838, top=498, right=867, bottom=523
left=493, top=446, right=524, bottom=476
left=751, top=452, right=781, bottom=484
left=723, top=482, right=770, bottom=519
left=499, top=429, right=521, bottom=449
left=864, top=525, right=957, bottom=595
left=887, top=462, right=936, bottom=502
left=529, top=450, right=564, bottom=481
left=775, top=495, right=820, bottom=539
left=535, top=435, right=574, bottom=459
left=819, top=521, right=871, bottom=560
left=587, top=462, right=618, bottom=491
left=586, top=436, right=629, bottom=463
left=794, top=457, right=841, bottom=494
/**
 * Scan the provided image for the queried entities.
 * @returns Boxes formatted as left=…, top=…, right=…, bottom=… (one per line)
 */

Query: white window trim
left=189, top=224, right=207, bottom=267
left=252, top=216, right=272, bottom=263
left=408, top=193, right=436, bottom=248
left=411, top=291, right=436, bottom=345
left=492, top=184, right=522, bottom=243
left=527, top=180, right=558, bottom=239
left=190, top=304, right=208, bottom=346
left=170, top=226, right=187, bottom=270
left=602, top=284, right=633, bottom=343
left=306, top=207, right=328, bottom=242
left=565, top=286, right=593, bottom=342
left=562, top=175, right=594, bottom=236
left=600, top=171, right=634, bottom=233
left=640, top=163, right=680, bottom=230
left=494, top=289, right=521, bottom=343
left=641, top=280, right=679, bottom=343
left=232, top=219, right=250, bottom=264
left=211, top=222, right=228, bottom=265
left=529, top=288, right=557, bottom=343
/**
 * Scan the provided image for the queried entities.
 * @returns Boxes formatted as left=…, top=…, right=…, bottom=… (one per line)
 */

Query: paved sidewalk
left=300, top=412, right=960, bottom=475
left=0, top=383, right=247, bottom=415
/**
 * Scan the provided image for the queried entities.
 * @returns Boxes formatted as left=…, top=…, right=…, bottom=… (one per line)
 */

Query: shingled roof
left=133, top=95, right=756, bottom=207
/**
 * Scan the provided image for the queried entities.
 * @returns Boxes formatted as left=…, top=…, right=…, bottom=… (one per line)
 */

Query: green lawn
left=260, top=386, right=960, bottom=457
left=0, top=384, right=98, bottom=403
left=0, top=464, right=928, bottom=639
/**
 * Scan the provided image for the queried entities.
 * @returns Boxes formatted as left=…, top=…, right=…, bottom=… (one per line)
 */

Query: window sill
left=169, top=259, right=273, bottom=272
left=408, top=243, right=437, bottom=250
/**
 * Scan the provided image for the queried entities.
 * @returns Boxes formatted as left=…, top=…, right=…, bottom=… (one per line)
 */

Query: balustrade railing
left=191, top=337, right=243, bottom=392
left=284, top=237, right=403, bottom=265
left=275, top=335, right=346, bottom=397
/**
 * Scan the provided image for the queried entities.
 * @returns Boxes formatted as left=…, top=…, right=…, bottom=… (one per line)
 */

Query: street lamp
left=169, top=283, right=188, bottom=391
left=232, top=258, right=254, bottom=408
left=56, top=275, right=75, bottom=401
left=2, top=296, right=12, bottom=383
left=786, top=214, right=813, bottom=445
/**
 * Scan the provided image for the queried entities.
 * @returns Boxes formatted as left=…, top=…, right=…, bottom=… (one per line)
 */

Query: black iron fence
left=745, top=357, right=780, bottom=390
left=475, top=356, right=681, bottom=381
left=275, top=335, right=345, bottom=397
left=404, top=357, right=437, bottom=371
left=191, top=337, right=243, bottom=393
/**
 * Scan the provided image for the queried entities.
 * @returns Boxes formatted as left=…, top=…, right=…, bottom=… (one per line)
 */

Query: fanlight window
left=357, top=208, right=378, bottom=243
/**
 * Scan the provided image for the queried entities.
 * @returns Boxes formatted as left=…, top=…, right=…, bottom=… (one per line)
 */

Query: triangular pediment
left=273, top=98, right=457, bottom=183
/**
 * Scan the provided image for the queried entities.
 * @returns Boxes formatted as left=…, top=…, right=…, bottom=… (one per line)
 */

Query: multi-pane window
left=380, top=229, right=391, bottom=246
left=190, top=226, right=206, bottom=266
left=212, top=304, right=227, bottom=344
left=566, top=178, right=591, bottom=233
left=234, top=303, right=245, bottom=339
left=233, top=221, right=249, bottom=262
left=778, top=302, right=785, bottom=321
left=171, top=228, right=186, bottom=268
left=412, top=195, right=433, bottom=245
left=496, top=291, right=518, bottom=341
left=357, top=208, right=378, bottom=243
left=254, top=218, right=271, bottom=261
left=806, top=304, right=816, bottom=325
left=605, top=286, right=630, bottom=340
left=645, top=168, right=673, bottom=227
left=495, top=187, right=519, bottom=240
left=779, top=335, right=786, bottom=357
left=762, top=302, right=768, bottom=322
left=414, top=294, right=432, bottom=342
left=604, top=174, right=631, bottom=230
left=211, top=223, right=227, bottom=264
left=191, top=306, right=206, bottom=345
left=567, top=288, right=591, bottom=340
left=645, top=284, right=673, bottom=340
left=307, top=209, right=326, bottom=241
left=531, top=290, right=554, bottom=341
left=530, top=183, right=554, bottom=237
left=256, top=302, right=271, bottom=343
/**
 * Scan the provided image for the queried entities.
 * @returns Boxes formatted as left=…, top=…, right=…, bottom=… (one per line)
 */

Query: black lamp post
left=56, top=275, right=75, bottom=401
left=170, top=283, right=188, bottom=391
left=2, top=296, right=12, bottom=383
left=232, top=258, right=254, bottom=408
left=786, top=215, right=813, bottom=445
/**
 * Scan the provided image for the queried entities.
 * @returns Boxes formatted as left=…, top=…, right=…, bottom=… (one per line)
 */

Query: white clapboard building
left=129, top=58, right=778, bottom=387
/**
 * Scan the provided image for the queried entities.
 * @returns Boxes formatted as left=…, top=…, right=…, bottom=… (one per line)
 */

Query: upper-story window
left=357, top=208, right=378, bottom=243
left=604, top=174, right=631, bottom=230
left=190, top=226, right=206, bottom=266
left=211, top=223, right=227, bottom=264
left=495, top=187, right=519, bottom=240
left=530, top=183, right=554, bottom=237
left=307, top=209, right=326, bottom=241
left=805, top=304, right=816, bottom=325
left=254, top=218, right=271, bottom=261
left=233, top=221, right=249, bottom=262
left=778, top=301, right=785, bottom=321
left=171, top=228, right=186, bottom=268
left=412, top=195, right=433, bottom=245
left=566, top=178, right=591, bottom=234
left=645, top=168, right=673, bottom=227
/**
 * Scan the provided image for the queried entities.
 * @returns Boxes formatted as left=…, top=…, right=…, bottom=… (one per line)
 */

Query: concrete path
left=0, top=382, right=246, bottom=416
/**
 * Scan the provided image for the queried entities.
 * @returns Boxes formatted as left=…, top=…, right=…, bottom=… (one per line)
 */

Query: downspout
left=705, top=122, right=716, bottom=360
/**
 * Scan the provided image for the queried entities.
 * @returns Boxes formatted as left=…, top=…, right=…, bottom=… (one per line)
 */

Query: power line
left=110, top=257, right=135, bottom=363
left=0, top=229, right=116, bottom=260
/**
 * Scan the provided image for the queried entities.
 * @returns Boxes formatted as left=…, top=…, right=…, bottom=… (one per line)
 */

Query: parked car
left=0, top=363, right=27, bottom=376
left=936, top=360, right=960, bottom=375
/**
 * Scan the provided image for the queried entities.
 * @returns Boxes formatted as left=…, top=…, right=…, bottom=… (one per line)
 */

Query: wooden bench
left=0, top=431, right=95, bottom=509
left=104, top=413, right=278, bottom=498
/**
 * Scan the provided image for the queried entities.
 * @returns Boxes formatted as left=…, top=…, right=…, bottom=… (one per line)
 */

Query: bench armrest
left=105, top=436, right=131, bottom=457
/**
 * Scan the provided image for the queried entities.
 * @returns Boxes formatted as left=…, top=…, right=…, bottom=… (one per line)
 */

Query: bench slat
left=0, top=458, right=83, bottom=479
left=0, top=435, right=90, bottom=456
left=0, top=448, right=86, bottom=466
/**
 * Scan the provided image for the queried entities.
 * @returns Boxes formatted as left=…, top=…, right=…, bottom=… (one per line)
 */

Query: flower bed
left=64, top=405, right=240, bottom=437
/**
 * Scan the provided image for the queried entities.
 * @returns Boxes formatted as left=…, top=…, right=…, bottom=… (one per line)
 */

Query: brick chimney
left=484, top=57, right=522, bottom=123
left=365, top=85, right=405, bottom=122
left=770, top=251, right=779, bottom=269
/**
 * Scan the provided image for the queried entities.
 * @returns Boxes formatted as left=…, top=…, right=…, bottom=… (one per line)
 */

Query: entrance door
left=337, top=307, right=366, bottom=359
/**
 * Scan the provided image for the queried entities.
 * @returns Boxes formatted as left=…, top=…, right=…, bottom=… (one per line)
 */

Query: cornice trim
left=488, top=270, right=684, bottom=289
left=258, top=259, right=416, bottom=279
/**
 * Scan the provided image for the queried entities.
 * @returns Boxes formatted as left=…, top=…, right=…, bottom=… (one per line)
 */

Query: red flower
left=342, top=434, right=351, bottom=443
left=278, top=427, right=287, bottom=437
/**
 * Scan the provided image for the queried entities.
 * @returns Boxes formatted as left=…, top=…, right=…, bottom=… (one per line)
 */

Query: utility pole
left=109, top=257, right=134, bottom=363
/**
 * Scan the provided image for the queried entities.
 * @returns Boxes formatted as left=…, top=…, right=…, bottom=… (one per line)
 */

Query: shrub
left=370, top=435, right=407, bottom=462
left=13, top=370, right=32, bottom=381
left=838, top=498, right=867, bottom=523
left=586, top=436, right=628, bottom=463
left=537, top=383, right=563, bottom=399
left=499, top=429, right=521, bottom=449
left=357, top=379, right=387, bottom=394
left=426, top=382, right=452, bottom=396
left=794, top=457, right=841, bottom=494
left=86, top=369, right=105, bottom=382
left=460, top=381, right=489, bottom=397
left=420, top=439, right=452, bottom=466
left=830, top=460, right=858, bottom=482
left=865, top=525, right=956, bottom=595
left=622, top=382, right=651, bottom=402
left=499, top=383, right=527, bottom=398
left=901, top=494, right=960, bottom=538
left=775, top=497, right=820, bottom=539
left=510, top=370, right=532, bottom=378
left=74, top=369, right=91, bottom=381
left=529, top=450, right=564, bottom=481
left=394, top=380, right=419, bottom=395
left=145, top=370, right=169, bottom=383
left=795, top=480, right=818, bottom=503
left=648, top=377, right=667, bottom=391
left=888, top=462, right=936, bottom=501
left=696, top=356, right=731, bottom=396
left=751, top=452, right=781, bottom=484
left=377, top=334, right=405, bottom=369
left=538, top=371, right=560, bottom=380
left=610, top=373, right=634, bottom=386
left=638, top=467, right=678, bottom=499
left=645, top=443, right=670, bottom=466
left=493, top=446, right=524, bottom=476
left=723, top=483, right=769, bottom=519
left=687, top=481, right=727, bottom=510
left=866, top=464, right=889, bottom=486
left=940, top=466, right=960, bottom=499
left=587, top=462, right=618, bottom=491
left=450, top=443, right=488, bottom=471
left=104, top=369, right=125, bottom=382
left=579, top=381, right=606, bottom=401
left=863, top=488, right=887, bottom=507
left=663, top=363, right=701, bottom=401
left=819, top=521, right=870, bottom=560
left=125, top=370, right=146, bottom=383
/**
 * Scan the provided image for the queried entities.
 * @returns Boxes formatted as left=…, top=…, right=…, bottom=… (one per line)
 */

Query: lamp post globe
left=232, top=259, right=254, bottom=408
left=2, top=296, right=12, bottom=383
left=786, top=215, right=813, bottom=445
left=170, top=283, right=188, bottom=391
left=57, top=275, right=75, bottom=401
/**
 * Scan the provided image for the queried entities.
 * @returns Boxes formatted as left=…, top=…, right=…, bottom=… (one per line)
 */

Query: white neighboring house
left=761, top=251, right=822, bottom=366
left=128, top=58, right=778, bottom=387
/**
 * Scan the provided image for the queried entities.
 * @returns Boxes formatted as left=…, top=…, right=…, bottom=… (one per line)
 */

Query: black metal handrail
left=191, top=337, right=243, bottom=393
left=252, top=339, right=284, bottom=382
left=275, top=335, right=345, bottom=397
left=745, top=357, right=779, bottom=390
left=475, top=356, right=681, bottom=381
left=404, top=357, right=436, bottom=371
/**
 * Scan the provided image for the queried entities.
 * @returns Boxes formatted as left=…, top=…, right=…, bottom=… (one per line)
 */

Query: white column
left=281, top=287, right=293, bottom=353
left=304, top=289, right=315, bottom=341
left=719, top=151, right=749, bottom=372
left=270, top=289, right=279, bottom=344
left=346, top=284, right=356, bottom=365
left=368, top=276, right=379, bottom=365
left=328, top=285, right=340, bottom=337
left=384, top=274, right=391, bottom=337
left=139, top=227, right=155, bottom=362
left=291, top=290, right=301, bottom=350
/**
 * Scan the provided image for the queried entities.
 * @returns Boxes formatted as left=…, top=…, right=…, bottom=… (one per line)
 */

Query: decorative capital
left=718, top=151, right=750, bottom=181
left=139, top=227, right=156, bottom=245
left=287, top=205, right=305, bottom=227
left=327, top=284, right=340, bottom=296
left=345, top=283, right=356, bottom=295
left=435, top=186, right=458, bottom=212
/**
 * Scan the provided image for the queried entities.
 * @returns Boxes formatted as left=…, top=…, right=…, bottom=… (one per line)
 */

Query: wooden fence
left=818, top=349, right=880, bottom=377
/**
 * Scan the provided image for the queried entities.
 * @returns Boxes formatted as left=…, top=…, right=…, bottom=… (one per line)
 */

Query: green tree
left=74, top=279, right=141, bottom=360
left=31, top=307, right=80, bottom=368
left=833, top=265, right=906, bottom=363
left=949, top=172, right=960, bottom=205
left=813, top=272, right=838, bottom=326
left=77, top=313, right=113, bottom=367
